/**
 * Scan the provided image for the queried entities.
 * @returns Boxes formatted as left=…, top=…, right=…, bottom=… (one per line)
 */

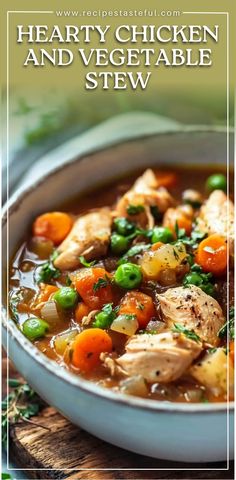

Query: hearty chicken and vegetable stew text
left=9, top=167, right=234, bottom=402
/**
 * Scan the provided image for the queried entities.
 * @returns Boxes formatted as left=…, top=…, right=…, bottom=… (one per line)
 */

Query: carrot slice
left=72, top=328, right=112, bottom=371
left=33, top=212, right=72, bottom=245
left=119, top=291, right=156, bottom=329
left=75, top=302, right=90, bottom=323
left=229, top=340, right=234, bottom=365
left=37, top=284, right=59, bottom=303
left=74, top=268, right=113, bottom=310
left=196, top=234, right=227, bottom=275
left=155, top=172, right=177, bottom=188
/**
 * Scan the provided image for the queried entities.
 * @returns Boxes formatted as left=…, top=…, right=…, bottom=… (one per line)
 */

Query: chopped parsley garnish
left=119, top=314, right=137, bottom=321
left=173, top=248, right=180, bottom=260
left=207, top=347, right=217, bottom=354
left=93, top=303, right=117, bottom=329
left=66, top=275, right=72, bottom=286
left=218, top=306, right=234, bottom=339
left=137, top=302, right=145, bottom=311
left=79, top=256, right=96, bottom=267
left=183, top=265, right=215, bottom=297
left=172, top=323, right=201, bottom=343
left=174, top=223, right=207, bottom=249
left=174, top=221, right=186, bottom=240
left=36, top=251, right=61, bottom=284
left=93, top=276, right=110, bottom=292
left=127, top=204, right=145, bottom=215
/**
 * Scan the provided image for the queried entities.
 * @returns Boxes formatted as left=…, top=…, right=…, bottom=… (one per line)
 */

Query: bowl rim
left=2, top=127, right=234, bottom=414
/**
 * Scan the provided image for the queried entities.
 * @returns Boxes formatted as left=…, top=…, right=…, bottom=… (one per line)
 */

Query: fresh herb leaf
left=102, top=303, right=113, bottom=315
left=174, top=221, right=186, bottom=240
left=207, top=347, right=217, bottom=354
left=37, top=251, right=61, bottom=284
left=93, top=276, right=110, bottom=292
left=1, top=379, right=43, bottom=450
left=119, top=314, right=136, bottom=321
left=138, top=329, right=158, bottom=335
left=66, top=275, right=72, bottom=286
left=127, top=204, right=145, bottom=215
left=137, top=302, right=145, bottom=311
left=79, top=256, right=96, bottom=267
left=173, top=227, right=207, bottom=249
left=172, top=323, right=201, bottom=343
left=191, top=230, right=207, bottom=243
left=93, top=303, right=117, bottom=329
left=118, top=244, right=151, bottom=265
left=173, top=248, right=180, bottom=260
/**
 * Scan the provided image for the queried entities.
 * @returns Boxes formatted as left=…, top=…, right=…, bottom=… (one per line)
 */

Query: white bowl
left=2, top=116, right=234, bottom=463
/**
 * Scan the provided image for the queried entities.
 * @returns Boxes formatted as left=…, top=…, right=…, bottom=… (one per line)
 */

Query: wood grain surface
left=3, top=356, right=234, bottom=480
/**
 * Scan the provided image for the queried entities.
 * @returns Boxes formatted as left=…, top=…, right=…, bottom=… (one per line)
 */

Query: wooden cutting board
left=3, top=356, right=233, bottom=480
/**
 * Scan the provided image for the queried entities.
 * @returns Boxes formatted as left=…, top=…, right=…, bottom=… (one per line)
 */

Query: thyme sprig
left=2, top=378, right=47, bottom=448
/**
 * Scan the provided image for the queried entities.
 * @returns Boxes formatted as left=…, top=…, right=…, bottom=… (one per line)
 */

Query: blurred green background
left=10, top=87, right=233, bottom=148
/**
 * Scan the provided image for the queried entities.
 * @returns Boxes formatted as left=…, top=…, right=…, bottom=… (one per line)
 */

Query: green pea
left=113, top=217, right=135, bottom=236
left=151, top=227, right=174, bottom=244
left=53, top=287, right=78, bottom=309
left=93, top=311, right=112, bottom=329
left=206, top=174, right=227, bottom=193
left=22, top=317, right=49, bottom=341
left=114, top=263, right=142, bottom=289
left=110, top=233, right=130, bottom=255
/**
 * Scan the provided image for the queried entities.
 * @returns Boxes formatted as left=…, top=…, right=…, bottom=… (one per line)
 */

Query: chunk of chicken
left=54, top=208, right=112, bottom=271
left=115, top=169, right=174, bottom=228
left=198, top=190, right=234, bottom=256
left=157, top=286, right=225, bottom=347
left=190, top=348, right=234, bottom=397
left=116, top=331, right=202, bottom=383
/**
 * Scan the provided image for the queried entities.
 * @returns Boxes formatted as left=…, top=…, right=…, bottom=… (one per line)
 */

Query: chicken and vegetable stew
left=9, top=167, right=234, bottom=403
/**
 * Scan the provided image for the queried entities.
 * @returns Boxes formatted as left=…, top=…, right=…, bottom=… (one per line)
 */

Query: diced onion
left=184, top=389, right=204, bottom=403
left=140, top=242, right=187, bottom=280
left=120, top=375, right=148, bottom=397
left=41, top=300, right=60, bottom=325
left=110, top=315, right=139, bottom=336
left=54, top=329, right=78, bottom=356
left=190, top=348, right=234, bottom=396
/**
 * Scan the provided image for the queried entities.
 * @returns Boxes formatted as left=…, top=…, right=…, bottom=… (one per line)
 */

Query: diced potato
left=110, top=314, right=139, bottom=336
left=140, top=242, right=187, bottom=280
left=120, top=375, right=148, bottom=397
left=190, top=348, right=234, bottom=396
left=54, top=329, right=78, bottom=356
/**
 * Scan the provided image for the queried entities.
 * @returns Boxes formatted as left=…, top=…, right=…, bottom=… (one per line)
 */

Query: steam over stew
left=9, top=167, right=234, bottom=403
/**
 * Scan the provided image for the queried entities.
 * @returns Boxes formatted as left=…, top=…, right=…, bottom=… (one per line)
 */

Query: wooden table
left=2, top=356, right=234, bottom=480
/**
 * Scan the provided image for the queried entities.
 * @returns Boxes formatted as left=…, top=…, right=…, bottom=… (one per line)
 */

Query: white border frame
left=5, top=9, right=231, bottom=476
